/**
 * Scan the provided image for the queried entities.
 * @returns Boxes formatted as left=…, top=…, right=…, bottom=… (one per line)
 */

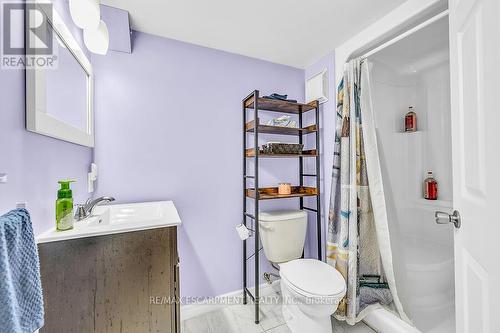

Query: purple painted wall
left=100, top=5, right=131, bottom=53
left=0, top=1, right=335, bottom=296
left=0, top=0, right=92, bottom=234
left=0, top=0, right=335, bottom=300
left=46, top=42, right=88, bottom=131
left=304, top=52, right=336, bottom=260
left=92, top=31, right=306, bottom=298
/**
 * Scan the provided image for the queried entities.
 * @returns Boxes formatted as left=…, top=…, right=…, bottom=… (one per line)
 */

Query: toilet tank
left=259, top=210, right=307, bottom=263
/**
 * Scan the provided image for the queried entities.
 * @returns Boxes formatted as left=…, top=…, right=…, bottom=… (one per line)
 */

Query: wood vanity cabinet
left=38, top=227, right=180, bottom=333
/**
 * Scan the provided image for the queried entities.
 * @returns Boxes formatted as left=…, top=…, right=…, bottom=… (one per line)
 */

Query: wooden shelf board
left=246, top=186, right=318, bottom=200
left=245, top=120, right=317, bottom=135
left=245, top=148, right=317, bottom=158
left=244, top=96, right=316, bottom=114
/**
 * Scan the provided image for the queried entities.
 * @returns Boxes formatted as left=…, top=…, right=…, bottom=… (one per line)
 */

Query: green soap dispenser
left=56, top=180, right=75, bottom=231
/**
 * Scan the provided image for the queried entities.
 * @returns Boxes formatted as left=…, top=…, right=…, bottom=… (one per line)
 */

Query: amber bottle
left=405, top=106, right=417, bottom=132
left=423, top=171, right=438, bottom=200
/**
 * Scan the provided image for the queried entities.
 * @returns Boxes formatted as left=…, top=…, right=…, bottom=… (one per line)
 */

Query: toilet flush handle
left=260, top=224, right=274, bottom=231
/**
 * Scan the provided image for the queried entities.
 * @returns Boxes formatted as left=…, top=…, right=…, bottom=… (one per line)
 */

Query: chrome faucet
left=74, top=196, right=115, bottom=221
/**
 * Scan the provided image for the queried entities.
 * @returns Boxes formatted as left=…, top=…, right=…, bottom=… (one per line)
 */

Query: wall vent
left=305, top=69, right=328, bottom=104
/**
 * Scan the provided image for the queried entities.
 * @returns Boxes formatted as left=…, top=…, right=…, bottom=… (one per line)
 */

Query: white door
left=449, top=0, right=500, bottom=331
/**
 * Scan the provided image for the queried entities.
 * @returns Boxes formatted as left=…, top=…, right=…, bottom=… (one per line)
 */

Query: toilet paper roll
left=236, top=224, right=251, bottom=240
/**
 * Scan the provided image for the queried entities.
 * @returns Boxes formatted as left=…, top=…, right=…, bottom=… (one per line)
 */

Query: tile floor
left=181, top=288, right=376, bottom=333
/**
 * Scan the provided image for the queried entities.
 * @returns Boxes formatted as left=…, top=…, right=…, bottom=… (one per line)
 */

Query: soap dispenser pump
left=56, top=180, right=75, bottom=231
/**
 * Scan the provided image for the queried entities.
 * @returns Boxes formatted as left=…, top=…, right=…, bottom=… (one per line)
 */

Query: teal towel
left=0, top=209, right=44, bottom=333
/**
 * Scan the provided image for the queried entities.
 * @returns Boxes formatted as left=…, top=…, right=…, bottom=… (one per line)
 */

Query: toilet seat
left=280, top=259, right=346, bottom=298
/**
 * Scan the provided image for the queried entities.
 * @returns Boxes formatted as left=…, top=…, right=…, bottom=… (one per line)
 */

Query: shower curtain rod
left=359, top=9, right=449, bottom=61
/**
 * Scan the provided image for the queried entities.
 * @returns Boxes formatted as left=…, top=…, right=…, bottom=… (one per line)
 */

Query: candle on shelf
left=278, top=183, right=291, bottom=195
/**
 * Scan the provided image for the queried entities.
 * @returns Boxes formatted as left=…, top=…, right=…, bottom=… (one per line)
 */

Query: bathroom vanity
left=36, top=201, right=181, bottom=333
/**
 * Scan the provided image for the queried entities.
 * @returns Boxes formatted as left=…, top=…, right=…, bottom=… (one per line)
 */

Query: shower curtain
left=327, top=59, right=410, bottom=325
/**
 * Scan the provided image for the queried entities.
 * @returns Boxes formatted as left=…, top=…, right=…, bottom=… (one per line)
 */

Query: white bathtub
left=364, top=309, right=420, bottom=333
left=402, top=236, right=455, bottom=332
left=364, top=307, right=455, bottom=333
left=363, top=236, right=455, bottom=333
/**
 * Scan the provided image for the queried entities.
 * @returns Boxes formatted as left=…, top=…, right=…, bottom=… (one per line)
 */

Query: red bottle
left=405, top=106, right=417, bottom=132
left=423, top=171, right=438, bottom=200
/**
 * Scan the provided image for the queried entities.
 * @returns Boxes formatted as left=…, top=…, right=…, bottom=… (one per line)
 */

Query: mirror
left=26, top=3, right=94, bottom=147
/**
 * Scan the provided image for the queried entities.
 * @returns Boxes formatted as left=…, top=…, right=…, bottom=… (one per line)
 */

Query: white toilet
left=259, top=210, right=346, bottom=333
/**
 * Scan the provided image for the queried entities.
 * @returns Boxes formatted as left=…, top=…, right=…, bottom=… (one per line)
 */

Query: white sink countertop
left=36, top=201, right=181, bottom=244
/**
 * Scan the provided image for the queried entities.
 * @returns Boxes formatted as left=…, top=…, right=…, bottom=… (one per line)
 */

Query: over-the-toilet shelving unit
left=242, top=90, right=322, bottom=324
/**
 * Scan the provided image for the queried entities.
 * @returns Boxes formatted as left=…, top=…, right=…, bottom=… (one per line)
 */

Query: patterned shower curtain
left=327, top=59, right=409, bottom=325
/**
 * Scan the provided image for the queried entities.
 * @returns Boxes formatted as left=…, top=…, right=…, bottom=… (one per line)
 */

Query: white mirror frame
left=26, top=2, right=94, bottom=147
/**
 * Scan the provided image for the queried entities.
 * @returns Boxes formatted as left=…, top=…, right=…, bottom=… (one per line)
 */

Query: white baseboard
left=181, top=280, right=281, bottom=321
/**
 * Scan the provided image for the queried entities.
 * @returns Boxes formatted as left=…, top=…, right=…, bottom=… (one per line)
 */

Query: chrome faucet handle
left=74, top=204, right=88, bottom=221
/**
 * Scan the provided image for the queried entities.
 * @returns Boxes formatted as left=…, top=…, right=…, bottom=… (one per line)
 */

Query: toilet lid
left=280, top=259, right=345, bottom=297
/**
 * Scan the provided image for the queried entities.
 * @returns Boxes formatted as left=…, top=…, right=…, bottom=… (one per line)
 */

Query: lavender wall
left=0, top=0, right=92, bottom=234
left=92, top=31, right=306, bottom=298
left=0, top=0, right=335, bottom=300
left=304, top=52, right=336, bottom=260
left=100, top=5, right=131, bottom=53
left=46, top=42, right=88, bottom=131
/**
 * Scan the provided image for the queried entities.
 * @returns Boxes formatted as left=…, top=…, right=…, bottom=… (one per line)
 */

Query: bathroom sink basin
left=36, top=201, right=181, bottom=244
left=89, top=201, right=179, bottom=227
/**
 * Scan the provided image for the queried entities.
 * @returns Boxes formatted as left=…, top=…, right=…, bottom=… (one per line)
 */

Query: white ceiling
left=100, top=0, right=407, bottom=68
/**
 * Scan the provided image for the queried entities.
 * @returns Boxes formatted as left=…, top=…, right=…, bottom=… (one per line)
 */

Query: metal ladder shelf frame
left=242, top=90, right=322, bottom=324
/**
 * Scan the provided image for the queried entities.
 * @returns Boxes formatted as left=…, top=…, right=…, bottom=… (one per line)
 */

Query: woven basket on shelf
left=261, top=142, right=303, bottom=155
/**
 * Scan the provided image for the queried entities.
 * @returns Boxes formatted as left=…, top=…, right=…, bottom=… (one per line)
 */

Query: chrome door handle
left=435, top=210, right=461, bottom=229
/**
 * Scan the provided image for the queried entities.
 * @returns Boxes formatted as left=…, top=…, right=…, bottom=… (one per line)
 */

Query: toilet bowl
left=258, top=211, right=346, bottom=332
left=279, top=259, right=346, bottom=333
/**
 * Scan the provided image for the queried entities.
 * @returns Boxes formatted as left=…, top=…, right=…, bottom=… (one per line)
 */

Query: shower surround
left=368, top=16, right=454, bottom=332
